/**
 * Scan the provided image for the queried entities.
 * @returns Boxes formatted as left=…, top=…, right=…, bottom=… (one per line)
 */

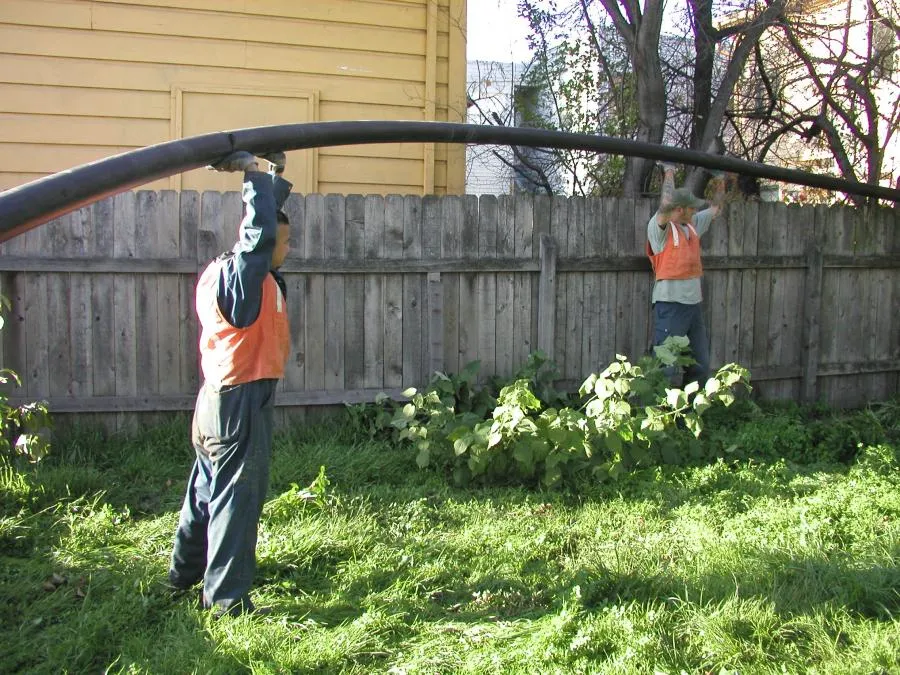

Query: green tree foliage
left=518, top=0, right=784, bottom=197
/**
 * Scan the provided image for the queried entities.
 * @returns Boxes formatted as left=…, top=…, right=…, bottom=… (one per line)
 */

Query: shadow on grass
left=567, top=546, right=900, bottom=621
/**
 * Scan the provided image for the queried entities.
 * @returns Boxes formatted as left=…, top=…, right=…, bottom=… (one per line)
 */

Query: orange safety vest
left=196, top=259, right=291, bottom=386
left=646, top=223, right=703, bottom=280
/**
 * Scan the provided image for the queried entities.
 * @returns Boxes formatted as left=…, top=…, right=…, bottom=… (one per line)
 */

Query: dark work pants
left=653, top=301, right=710, bottom=386
left=169, top=379, right=277, bottom=615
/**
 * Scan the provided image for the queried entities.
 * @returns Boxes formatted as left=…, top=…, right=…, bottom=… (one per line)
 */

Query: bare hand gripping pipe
left=1, top=121, right=897, bottom=243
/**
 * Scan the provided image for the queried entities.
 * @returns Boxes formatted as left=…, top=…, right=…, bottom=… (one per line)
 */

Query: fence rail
left=0, top=190, right=897, bottom=431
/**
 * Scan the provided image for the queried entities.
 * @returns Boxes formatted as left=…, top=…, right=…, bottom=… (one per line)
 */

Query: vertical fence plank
left=632, top=197, right=654, bottom=361
left=383, top=195, right=404, bottom=388
left=888, top=207, right=900, bottom=397
left=281, top=192, right=307, bottom=425
left=778, top=203, right=808, bottom=401
left=179, top=191, right=200, bottom=397
left=615, top=197, right=635, bottom=358
left=495, top=195, right=515, bottom=378
left=344, top=195, right=366, bottom=390
left=597, top=198, right=618, bottom=371
left=363, top=195, right=386, bottom=390
left=113, top=192, right=138, bottom=433
left=512, top=194, right=534, bottom=371
left=873, top=207, right=897, bottom=398
left=564, top=197, right=585, bottom=381
left=135, top=192, right=161, bottom=418
left=818, top=206, right=845, bottom=407
left=304, top=195, right=326, bottom=395
left=47, top=214, right=72, bottom=403
left=723, top=200, right=744, bottom=366
left=737, top=200, right=759, bottom=370
left=532, top=194, right=552, bottom=363
left=157, top=192, right=181, bottom=399
left=550, top=196, right=569, bottom=376
left=441, top=196, right=461, bottom=375
left=324, top=195, right=346, bottom=391
left=801, top=205, right=824, bottom=404
left=537, top=235, right=557, bottom=358
left=703, top=198, right=730, bottom=374
left=403, top=195, right=424, bottom=386
left=581, top=198, right=602, bottom=373
left=459, top=195, right=480, bottom=371
left=477, top=195, right=498, bottom=382
left=752, top=201, right=775, bottom=397
left=69, top=206, right=93, bottom=400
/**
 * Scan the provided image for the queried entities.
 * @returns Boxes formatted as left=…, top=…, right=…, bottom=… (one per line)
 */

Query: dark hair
left=276, top=210, right=290, bottom=226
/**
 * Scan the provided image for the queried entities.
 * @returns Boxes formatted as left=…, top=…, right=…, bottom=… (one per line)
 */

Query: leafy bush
left=0, top=296, right=51, bottom=465
left=351, top=337, right=750, bottom=488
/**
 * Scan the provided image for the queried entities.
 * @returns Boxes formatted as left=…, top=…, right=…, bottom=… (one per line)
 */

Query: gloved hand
left=206, top=151, right=257, bottom=172
left=656, top=160, right=678, bottom=173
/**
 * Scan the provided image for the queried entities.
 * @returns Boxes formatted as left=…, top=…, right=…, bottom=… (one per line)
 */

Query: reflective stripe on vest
left=646, top=222, right=703, bottom=280
left=196, top=259, right=291, bottom=386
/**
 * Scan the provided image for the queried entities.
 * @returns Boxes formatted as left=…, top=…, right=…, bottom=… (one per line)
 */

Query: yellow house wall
left=0, top=0, right=467, bottom=194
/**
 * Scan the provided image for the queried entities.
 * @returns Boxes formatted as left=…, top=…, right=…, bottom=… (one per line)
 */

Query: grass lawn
left=1, top=402, right=899, bottom=674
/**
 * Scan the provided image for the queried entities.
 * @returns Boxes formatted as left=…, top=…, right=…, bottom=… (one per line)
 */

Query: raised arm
left=655, top=162, right=677, bottom=226
left=704, top=172, right=728, bottom=220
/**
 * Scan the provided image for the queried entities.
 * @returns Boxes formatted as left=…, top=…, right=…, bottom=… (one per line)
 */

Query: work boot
left=207, top=151, right=257, bottom=172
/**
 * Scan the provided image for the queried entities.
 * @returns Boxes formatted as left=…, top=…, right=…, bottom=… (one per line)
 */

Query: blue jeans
left=653, top=301, right=710, bottom=386
left=169, top=379, right=276, bottom=615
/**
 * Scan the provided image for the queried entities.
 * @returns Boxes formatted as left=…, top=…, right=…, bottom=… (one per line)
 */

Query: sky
left=466, top=0, right=534, bottom=63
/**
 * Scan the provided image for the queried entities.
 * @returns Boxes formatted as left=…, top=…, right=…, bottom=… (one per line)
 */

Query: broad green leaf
left=542, top=465, right=562, bottom=488
left=604, top=431, right=623, bottom=454
left=488, top=430, right=504, bottom=448
left=401, top=403, right=416, bottom=419
left=666, top=388, right=683, bottom=408
left=684, top=380, right=699, bottom=395
left=705, top=379, right=721, bottom=395
left=415, top=446, right=430, bottom=468
left=692, top=393, right=711, bottom=414
left=579, top=374, right=598, bottom=396
left=453, top=437, right=471, bottom=456
left=460, top=360, right=481, bottom=383
left=512, top=440, right=534, bottom=467
left=402, top=387, right=418, bottom=398
left=614, top=378, right=631, bottom=396
left=684, top=414, right=702, bottom=438
left=608, top=461, right=624, bottom=480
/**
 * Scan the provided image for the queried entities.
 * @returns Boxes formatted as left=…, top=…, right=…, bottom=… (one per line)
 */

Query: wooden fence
left=0, top=191, right=897, bottom=431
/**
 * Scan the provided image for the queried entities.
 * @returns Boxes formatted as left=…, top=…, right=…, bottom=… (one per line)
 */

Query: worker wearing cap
left=647, top=163, right=727, bottom=386
left=168, top=149, right=292, bottom=617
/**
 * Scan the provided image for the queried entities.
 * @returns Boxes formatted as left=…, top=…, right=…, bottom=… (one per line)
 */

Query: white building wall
left=465, top=60, right=524, bottom=195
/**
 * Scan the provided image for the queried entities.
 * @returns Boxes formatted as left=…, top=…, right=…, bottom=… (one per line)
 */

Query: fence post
left=537, top=234, right=557, bottom=360
left=800, top=214, right=824, bottom=403
left=427, top=272, right=443, bottom=375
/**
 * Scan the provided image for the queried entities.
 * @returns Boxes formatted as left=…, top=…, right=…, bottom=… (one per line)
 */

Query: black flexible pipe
left=1, top=121, right=897, bottom=243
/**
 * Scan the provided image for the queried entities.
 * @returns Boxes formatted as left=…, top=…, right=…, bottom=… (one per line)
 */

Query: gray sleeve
left=692, top=208, right=715, bottom=237
left=647, top=212, right=668, bottom=255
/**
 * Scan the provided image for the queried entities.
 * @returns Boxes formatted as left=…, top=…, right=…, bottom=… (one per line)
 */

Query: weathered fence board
left=1, top=191, right=897, bottom=429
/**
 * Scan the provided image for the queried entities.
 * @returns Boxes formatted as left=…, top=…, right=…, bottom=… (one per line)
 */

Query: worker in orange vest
left=646, top=162, right=728, bottom=386
left=168, top=149, right=292, bottom=618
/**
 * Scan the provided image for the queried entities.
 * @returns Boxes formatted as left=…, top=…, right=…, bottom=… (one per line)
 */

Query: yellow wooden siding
left=0, top=0, right=465, bottom=195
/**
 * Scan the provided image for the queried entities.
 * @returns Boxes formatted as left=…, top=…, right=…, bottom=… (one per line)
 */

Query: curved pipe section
left=1, top=121, right=897, bottom=242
